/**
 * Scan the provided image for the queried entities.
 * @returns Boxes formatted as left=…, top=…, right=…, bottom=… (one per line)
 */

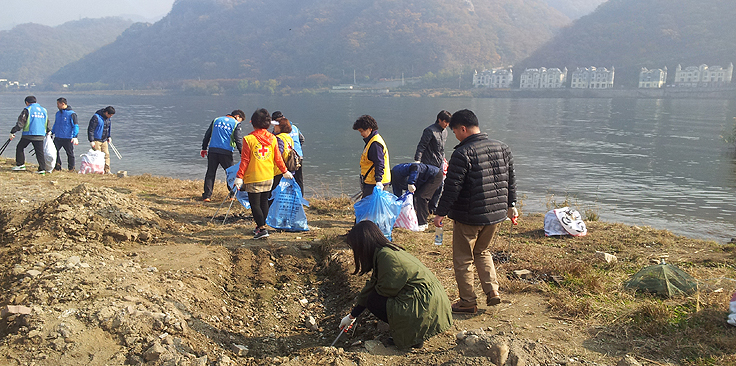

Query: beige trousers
left=452, top=221, right=501, bottom=306
left=92, top=141, right=110, bottom=174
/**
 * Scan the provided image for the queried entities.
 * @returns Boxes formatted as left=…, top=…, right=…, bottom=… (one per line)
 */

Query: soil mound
left=15, top=183, right=162, bottom=244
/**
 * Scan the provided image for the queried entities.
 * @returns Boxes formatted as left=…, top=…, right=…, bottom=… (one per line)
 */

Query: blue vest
left=92, top=113, right=105, bottom=141
left=52, top=108, right=77, bottom=139
left=208, top=116, right=238, bottom=152
left=289, top=123, right=303, bottom=157
left=22, top=103, right=48, bottom=136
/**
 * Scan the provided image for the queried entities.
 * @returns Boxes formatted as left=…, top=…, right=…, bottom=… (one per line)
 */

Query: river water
left=1, top=93, right=735, bottom=241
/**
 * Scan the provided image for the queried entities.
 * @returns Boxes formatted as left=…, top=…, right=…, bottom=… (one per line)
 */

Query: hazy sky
left=0, top=0, right=176, bottom=30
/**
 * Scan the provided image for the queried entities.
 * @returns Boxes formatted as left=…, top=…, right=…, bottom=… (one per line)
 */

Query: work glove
left=283, top=171, right=294, bottom=180
left=339, top=314, right=354, bottom=330
left=413, top=160, right=421, bottom=164
left=9, top=133, right=14, bottom=141
left=107, top=137, right=112, bottom=143
left=71, top=138, right=78, bottom=145
left=233, top=178, right=243, bottom=190
left=507, top=207, right=519, bottom=225
left=200, top=150, right=207, bottom=158
left=90, top=142, right=96, bottom=148
left=375, top=182, right=384, bottom=190
left=407, top=184, right=416, bottom=193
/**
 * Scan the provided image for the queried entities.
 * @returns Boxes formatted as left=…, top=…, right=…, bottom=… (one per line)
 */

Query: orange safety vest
left=241, top=133, right=282, bottom=184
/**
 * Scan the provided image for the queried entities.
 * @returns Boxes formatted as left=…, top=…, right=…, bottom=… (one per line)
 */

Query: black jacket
left=413, top=122, right=447, bottom=168
left=435, top=133, right=516, bottom=226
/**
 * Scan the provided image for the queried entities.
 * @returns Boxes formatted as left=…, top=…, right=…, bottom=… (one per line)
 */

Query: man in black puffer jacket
left=433, top=109, right=518, bottom=314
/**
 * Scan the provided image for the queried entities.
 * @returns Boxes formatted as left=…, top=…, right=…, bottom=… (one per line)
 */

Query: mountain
left=0, top=18, right=133, bottom=83
left=516, top=0, right=736, bottom=87
left=541, top=0, right=607, bottom=19
left=49, top=0, right=569, bottom=86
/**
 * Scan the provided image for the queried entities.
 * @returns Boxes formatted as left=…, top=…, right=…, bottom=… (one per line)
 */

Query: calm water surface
left=1, top=94, right=735, bottom=241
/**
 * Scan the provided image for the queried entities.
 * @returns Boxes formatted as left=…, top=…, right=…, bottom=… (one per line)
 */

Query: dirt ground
left=0, top=157, right=732, bottom=366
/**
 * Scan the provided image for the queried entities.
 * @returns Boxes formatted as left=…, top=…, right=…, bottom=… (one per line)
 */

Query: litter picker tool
left=209, top=186, right=238, bottom=224
left=330, top=318, right=356, bottom=347
left=0, top=139, right=10, bottom=155
left=109, top=141, right=123, bottom=160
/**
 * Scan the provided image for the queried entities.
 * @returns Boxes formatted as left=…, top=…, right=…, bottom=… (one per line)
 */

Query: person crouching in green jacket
left=340, top=220, right=453, bottom=349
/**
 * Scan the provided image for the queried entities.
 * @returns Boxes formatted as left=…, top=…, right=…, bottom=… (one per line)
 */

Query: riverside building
left=639, top=67, right=668, bottom=88
left=473, top=68, right=513, bottom=88
left=570, top=66, right=615, bottom=89
left=674, top=63, right=733, bottom=87
left=519, top=67, right=568, bottom=88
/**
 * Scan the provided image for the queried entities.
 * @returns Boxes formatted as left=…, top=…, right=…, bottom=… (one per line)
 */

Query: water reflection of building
left=519, top=67, right=567, bottom=89
left=570, top=66, right=615, bottom=89
left=473, top=68, right=513, bottom=88
left=674, top=63, right=733, bottom=87
left=639, top=67, right=667, bottom=88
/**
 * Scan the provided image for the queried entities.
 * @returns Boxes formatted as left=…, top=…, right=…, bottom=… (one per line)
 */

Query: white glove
left=283, top=171, right=294, bottom=180
left=507, top=207, right=518, bottom=220
left=375, top=182, right=383, bottom=190
left=413, top=160, right=421, bottom=164
left=107, top=137, right=112, bottom=143
left=90, top=142, right=96, bottom=148
left=71, top=138, right=79, bottom=145
left=233, top=178, right=243, bottom=190
left=407, top=184, right=416, bottom=193
left=339, top=314, right=354, bottom=330
left=9, top=134, right=15, bottom=141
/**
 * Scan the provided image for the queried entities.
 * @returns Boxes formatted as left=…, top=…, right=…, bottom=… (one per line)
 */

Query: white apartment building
left=674, top=63, right=733, bottom=87
left=570, top=66, right=615, bottom=89
left=639, top=67, right=667, bottom=88
left=519, top=67, right=567, bottom=88
left=473, top=68, right=513, bottom=88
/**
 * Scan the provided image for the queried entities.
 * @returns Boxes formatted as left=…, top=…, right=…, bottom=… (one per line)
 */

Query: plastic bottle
left=434, top=226, right=443, bottom=246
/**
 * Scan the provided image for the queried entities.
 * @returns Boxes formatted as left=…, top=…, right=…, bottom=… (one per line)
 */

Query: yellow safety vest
left=274, top=133, right=294, bottom=175
left=360, top=133, right=391, bottom=185
left=243, top=134, right=279, bottom=184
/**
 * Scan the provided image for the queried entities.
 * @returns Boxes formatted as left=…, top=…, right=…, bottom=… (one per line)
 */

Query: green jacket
left=356, top=247, right=452, bottom=348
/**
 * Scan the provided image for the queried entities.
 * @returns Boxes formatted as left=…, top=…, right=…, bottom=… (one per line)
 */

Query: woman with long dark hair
left=340, top=220, right=452, bottom=349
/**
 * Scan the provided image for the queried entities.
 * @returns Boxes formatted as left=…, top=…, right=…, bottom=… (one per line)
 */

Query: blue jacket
left=51, top=106, right=78, bottom=139
left=22, top=103, right=48, bottom=137
left=88, top=109, right=111, bottom=142
left=289, top=123, right=304, bottom=157
left=202, top=116, right=243, bottom=155
left=391, top=163, right=440, bottom=187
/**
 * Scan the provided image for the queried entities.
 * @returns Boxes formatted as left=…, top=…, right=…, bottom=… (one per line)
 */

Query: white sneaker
left=417, top=224, right=428, bottom=231
left=11, top=165, right=25, bottom=171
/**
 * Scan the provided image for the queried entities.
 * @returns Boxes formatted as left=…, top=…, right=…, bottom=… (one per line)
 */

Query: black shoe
left=253, top=229, right=269, bottom=239
left=386, top=337, right=395, bottom=346
left=411, top=341, right=424, bottom=349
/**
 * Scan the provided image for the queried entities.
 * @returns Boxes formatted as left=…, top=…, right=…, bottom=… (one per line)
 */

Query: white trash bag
left=79, top=149, right=106, bottom=174
left=43, top=133, right=56, bottom=172
left=394, top=193, right=421, bottom=231
left=544, top=207, right=587, bottom=237
left=727, top=292, right=736, bottom=326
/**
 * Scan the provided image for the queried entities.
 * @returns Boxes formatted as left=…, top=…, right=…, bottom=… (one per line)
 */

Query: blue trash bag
left=266, top=177, right=310, bottom=231
left=225, top=164, right=250, bottom=209
left=354, top=186, right=401, bottom=240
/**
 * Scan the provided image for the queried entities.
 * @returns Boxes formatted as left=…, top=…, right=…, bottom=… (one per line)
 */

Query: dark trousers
left=366, top=290, right=389, bottom=323
left=361, top=183, right=376, bottom=199
left=15, top=137, right=45, bottom=171
left=248, top=191, right=271, bottom=228
left=53, top=137, right=75, bottom=170
left=202, top=152, right=234, bottom=199
left=294, top=166, right=304, bottom=195
left=414, top=172, right=443, bottom=225
left=428, top=179, right=444, bottom=213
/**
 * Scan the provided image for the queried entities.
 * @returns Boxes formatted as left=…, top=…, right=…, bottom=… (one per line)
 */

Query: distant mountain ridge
left=50, top=0, right=569, bottom=86
left=541, top=0, right=607, bottom=19
left=0, top=18, right=133, bottom=83
left=516, top=0, right=736, bottom=87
